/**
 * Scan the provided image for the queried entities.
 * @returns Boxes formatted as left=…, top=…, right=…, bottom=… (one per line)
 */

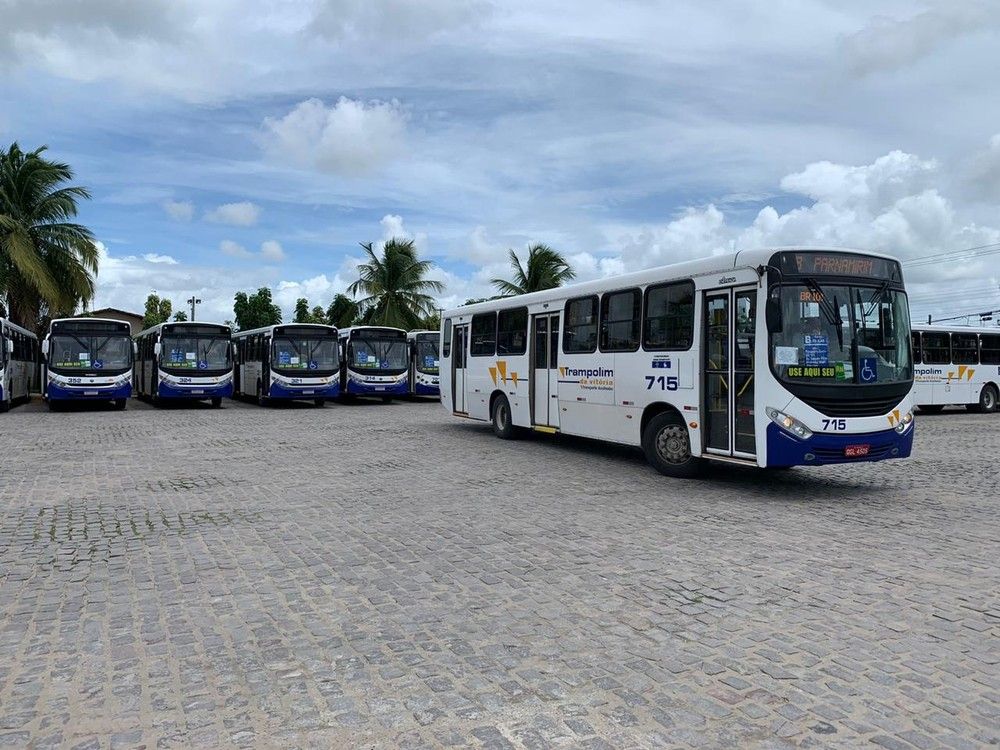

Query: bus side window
left=952, top=333, right=978, bottom=365
left=497, top=308, right=527, bottom=355
left=564, top=296, right=598, bottom=353
left=443, top=318, right=452, bottom=357
left=981, top=334, right=1000, bottom=365
left=922, top=332, right=950, bottom=364
left=911, top=332, right=922, bottom=365
left=642, top=281, right=695, bottom=351
left=470, top=312, right=497, bottom=357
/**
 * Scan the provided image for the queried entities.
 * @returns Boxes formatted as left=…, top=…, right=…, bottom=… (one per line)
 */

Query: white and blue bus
left=0, top=318, right=38, bottom=413
left=232, top=323, right=340, bottom=406
left=910, top=325, right=1000, bottom=414
left=440, top=247, right=915, bottom=477
left=339, top=326, right=409, bottom=400
left=134, top=322, right=233, bottom=407
left=408, top=330, right=440, bottom=397
left=42, top=317, right=134, bottom=410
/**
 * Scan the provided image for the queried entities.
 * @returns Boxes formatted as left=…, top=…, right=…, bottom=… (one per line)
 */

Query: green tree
left=326, top=293, right=358, bottom=328
left=348, top=238, right=443, bottom=329
left=233, top=287, right=281, bottom=331
left=142, top=293, right=172, bottom=329
left=294, top=297, right=311, bottom=323
left=491, top=243, right=575, bottom=296
left=0, top=142, right=99, bottom=331
left=420, top=310, right=441, bottom=331
left=173, top=310, right=188, bottom=322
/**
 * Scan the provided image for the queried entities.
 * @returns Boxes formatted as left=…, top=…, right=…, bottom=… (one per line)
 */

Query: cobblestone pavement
left=0, top=397, right=997, bottom=750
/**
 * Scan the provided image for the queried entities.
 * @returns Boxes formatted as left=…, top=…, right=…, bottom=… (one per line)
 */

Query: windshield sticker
left=859, top=357, right=878, bottom=383
left=278, top=351, right=291, bottom=365
left=186, top=352, right=196, bottom=360
left=835, top=362, right=854, bottom=381
left=78, top=353, right=89, bottom=361
left=197, top=360, right=209, bottom=370
left=424, top=355, right=436, bottom=368
left=775, top=346, right=798, bottom=365
left=93, top=359, right=104, bottom=369
left=308, top=361, right=318, bottom=370
left=804, top=335, right=829, bottom=366
left=787, top=366, right=836, bottom=378
left=651, top=355, right=672, bottom=369
left=290, top=356, right=300, bottom=365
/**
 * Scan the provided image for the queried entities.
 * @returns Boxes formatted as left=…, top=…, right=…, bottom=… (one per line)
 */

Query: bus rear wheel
left=256, top=382, right=267, bottom=407
left=642, top=412, right=701, bottom=478
left=491, top=394, right=517, bottom=439
left=970, top=385, right=998, bottom=414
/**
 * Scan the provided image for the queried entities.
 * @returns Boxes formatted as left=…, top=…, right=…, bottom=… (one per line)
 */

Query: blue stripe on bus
left=266, top=381, right=340, bottom=400
left=345, top=379, right=408, bottom=396
left=765, top=422, right=914, bottom=467
left=413, top=382, right=439, bottom=396
left=46, top=381, right=132, bottom=401
left=157, top=381, right=234, bottom=399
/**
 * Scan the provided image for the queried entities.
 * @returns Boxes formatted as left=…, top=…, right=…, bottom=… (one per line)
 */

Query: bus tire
left=211, top=397, right=223, bottom=408
left=491, top=394, right=517, bottom=439
left=642, top=412, right=701, bottom=478
left=113, top=398, right=127, bottom=411
left=972, top=385, right=998, bottom=414
left=917, top=404, right=944, bottom=414
left=381, top=396, right=392, bottom=403
left=0, top=398, right=9, bottom=413
left=314, top=398, right=325, bottom=408
left=256, top=381, right=267, bottom=407
left=48, top=399, right=61, bottom=412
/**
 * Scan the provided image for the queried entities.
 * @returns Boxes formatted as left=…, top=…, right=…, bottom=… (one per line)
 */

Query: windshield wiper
left=864, top=280, right=891, bottom=318
left=803, top=277, right=841, bottom=328
left=832, top=294, right=845, bottom=349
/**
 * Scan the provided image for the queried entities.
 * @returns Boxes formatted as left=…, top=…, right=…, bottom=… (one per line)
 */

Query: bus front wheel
left=211, top=397, right=223, bottom=409
left=642, top=412, right=701, bottom=478
left=314, top=398, right=326, bottom=408
left=491, top=394, right=517, bottom=439
left=113, top=399, right=127, bottom=411
left=0, top=398, right=9, bottom=413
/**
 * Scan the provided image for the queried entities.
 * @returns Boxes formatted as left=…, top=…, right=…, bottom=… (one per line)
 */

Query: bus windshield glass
left=271, top=336, right=338, bottom=372
left=350, top=336, right=408, bottom=372
left=49, top=333, right=132, bottom=372
left=771, top=284, right=912, bottom=385
left=161, top=334, right=230, bottom=371
left=415, top=337, right=439, bottom=374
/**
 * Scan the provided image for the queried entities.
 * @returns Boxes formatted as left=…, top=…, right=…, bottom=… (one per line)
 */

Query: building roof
left=85, top=307, right=143, bottom=319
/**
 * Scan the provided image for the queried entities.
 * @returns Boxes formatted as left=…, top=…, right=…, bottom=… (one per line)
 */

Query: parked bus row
left=0, top=319, right=439, bottom=411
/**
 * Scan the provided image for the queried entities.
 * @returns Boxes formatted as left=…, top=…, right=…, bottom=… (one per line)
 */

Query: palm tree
left=491, top=243, right=575, bottom=296
left=348, top=238, right=443, bottom=329
left=0, top=143, right=99, bottom=330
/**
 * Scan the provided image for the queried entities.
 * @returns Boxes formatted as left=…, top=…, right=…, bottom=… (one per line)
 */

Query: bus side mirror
left=41, top=340, right=49, bottom=356
left=153, top=342, right=161, bottom=357
left=765, top=297, right=783, bottom=333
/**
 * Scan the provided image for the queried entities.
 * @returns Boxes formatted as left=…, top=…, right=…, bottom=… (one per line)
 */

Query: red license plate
left=845, top=444, right=870, bottom=457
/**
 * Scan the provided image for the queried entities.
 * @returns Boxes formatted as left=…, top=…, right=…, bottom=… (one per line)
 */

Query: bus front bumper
left=267, top=381, right=340, bottom=400
left=765, top=422, right=914, bottom=467
left=412, top=382, right=440, bottom=396
left=158, top=381, right=234, bottom=400
left=345, top=379, right=408, bottom=396
left=46, top=381, right=132, bottom=401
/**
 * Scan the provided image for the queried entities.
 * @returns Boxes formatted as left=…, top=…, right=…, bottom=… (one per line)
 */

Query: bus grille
left=800, top=394, right=905, bottom=418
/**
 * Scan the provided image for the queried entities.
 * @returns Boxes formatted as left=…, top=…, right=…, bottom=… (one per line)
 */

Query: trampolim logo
left=558, top=366, right=614, bottom=391
left=947, top=365, right=975, bottom=383
left=488, top=360, right=520, bottom=387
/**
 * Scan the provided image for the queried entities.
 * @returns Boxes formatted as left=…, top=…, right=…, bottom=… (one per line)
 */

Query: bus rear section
left=233, top=324, right=340, bottom=406
left=408, top=330, right=440, bottom=397
left=135, top=322, right=233, bottom=407
left=340, top=327, right=409, bottom=400
left=439, top=247, right=915, bottom=477
left=910, top=327, right=1000, bottom=414
left=0, top=318, right=38, bottom=413
left=42, top=318, right=134, bottom=410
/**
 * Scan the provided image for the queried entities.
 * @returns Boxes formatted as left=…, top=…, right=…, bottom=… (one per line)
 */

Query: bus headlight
left=766, top=407, right=813, bottom=440
left=115, top=374, right=131, bottom=385
left=894, top=411, right=913, bottom=434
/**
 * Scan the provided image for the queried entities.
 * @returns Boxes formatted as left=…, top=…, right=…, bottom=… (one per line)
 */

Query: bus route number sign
left=645, top=375, right=679, bottom=391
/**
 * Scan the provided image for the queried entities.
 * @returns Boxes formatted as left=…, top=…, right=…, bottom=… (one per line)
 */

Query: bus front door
left=532, top=313, right=560, bottom=428
left=703, top=287, right=757, bottom=460
left=453, top=324, right=468, bottom=413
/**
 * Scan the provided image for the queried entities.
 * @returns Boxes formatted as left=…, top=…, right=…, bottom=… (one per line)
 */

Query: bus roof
left=135, top=321, right=233, bottom=338
left=232, top=323, right=338, bottom=338
left=442, top=246, right=902, bottom=317
left=407, top=329, right=438, bottom=340
left=50, top=316, right=131, bottom=326
left=339, top=326, right=407, bottom=337
left=912, top=324, right=1000, bottom=334
left=0, top=318, right=38, bottom=338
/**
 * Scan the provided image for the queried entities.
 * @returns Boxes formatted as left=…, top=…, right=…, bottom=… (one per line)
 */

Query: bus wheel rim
left=656, top=424, right=690, bottom=464
left=497, top=402, right=507, bottom=428
left=986, top=390, right=996, bottom=409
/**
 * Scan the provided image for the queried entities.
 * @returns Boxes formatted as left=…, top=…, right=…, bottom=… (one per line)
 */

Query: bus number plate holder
left=302, top=390, right=314, bottom=395
left=844, top=444, right=870, bottom=458
left=83, top=390, right=98, bottom=396
left=191, top=389, right=204, bottom=395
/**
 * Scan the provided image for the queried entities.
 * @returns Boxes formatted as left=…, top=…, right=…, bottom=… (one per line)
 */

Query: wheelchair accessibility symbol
left=308, top=361, right=318, bottom=370
left=860, top=357, right=877, bottom=383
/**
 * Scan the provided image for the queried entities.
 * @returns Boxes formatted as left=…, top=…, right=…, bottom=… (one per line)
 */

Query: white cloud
left=143, top=253, right=178, bottom=264
left=220, top=239, right=286, bottom=262
left=205, top=201, right=260, bottom=226
left=309, top=0, right=489, bottom=42
left=162, top=200, right=194, bottom=221
left=262, top=97, right=407, bottom=176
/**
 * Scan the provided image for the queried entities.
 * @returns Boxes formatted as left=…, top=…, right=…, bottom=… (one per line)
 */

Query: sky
left=2, top=0, right=999, bottom=324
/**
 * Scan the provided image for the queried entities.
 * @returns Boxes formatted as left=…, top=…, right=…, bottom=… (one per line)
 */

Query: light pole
left=187, top=296, right=202, bottom=322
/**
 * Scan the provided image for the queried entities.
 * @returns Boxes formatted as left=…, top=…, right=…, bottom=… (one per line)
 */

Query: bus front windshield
left=349, top=336, right=408, bottom=373
left=161, top=335, right=231, bottom=372
left=415, top=337, right=439, bottom=374
left=771, top=283, right=912, bottom=385
left=271, top=336, right=338, bottom=373
left=49, top=334, right=132, bottom=372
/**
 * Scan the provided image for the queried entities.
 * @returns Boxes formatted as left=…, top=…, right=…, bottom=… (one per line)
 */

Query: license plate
left=845, top=444, right=870, bottom=457
left=375, top=386, right=386, bottom=391
left=191, top=389, right=204, bottom=395
left=84, top=390, right=98, bottom=396
left=302, top=390, right=314, bottom=395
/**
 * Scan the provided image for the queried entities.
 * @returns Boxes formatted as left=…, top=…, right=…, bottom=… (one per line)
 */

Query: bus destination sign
left=779, top=252, right=900, bottom=281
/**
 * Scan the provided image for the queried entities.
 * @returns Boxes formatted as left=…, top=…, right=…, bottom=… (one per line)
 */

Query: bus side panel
left=612, top=349, right=700, bottom=450
left=910, top=379, right=933, bottom=407
left=497, top=351, right=530, bottom=427
left=557, top=349, right=616, bottom=440
left=466, top=354, right=491, bottom=421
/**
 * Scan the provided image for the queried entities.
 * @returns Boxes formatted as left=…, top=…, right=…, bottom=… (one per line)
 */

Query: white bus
left=134, top=322, right=233, bottom=407
left=910, top=325, right=1000, bottom=414
left=408, top=330, right=440, bottom=397
left=339, top=326, right=409, bottom=400
left=440, top=247, right=915, bottom=476
left=232, top=323, right=340, bottom=406
left=0, top=318, right=38, bottom=412
left=42, top=317, right=134, bottom=410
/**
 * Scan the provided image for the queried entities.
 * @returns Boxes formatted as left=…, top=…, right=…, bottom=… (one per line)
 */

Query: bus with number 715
left=439, top=247, right=915, bottom=477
